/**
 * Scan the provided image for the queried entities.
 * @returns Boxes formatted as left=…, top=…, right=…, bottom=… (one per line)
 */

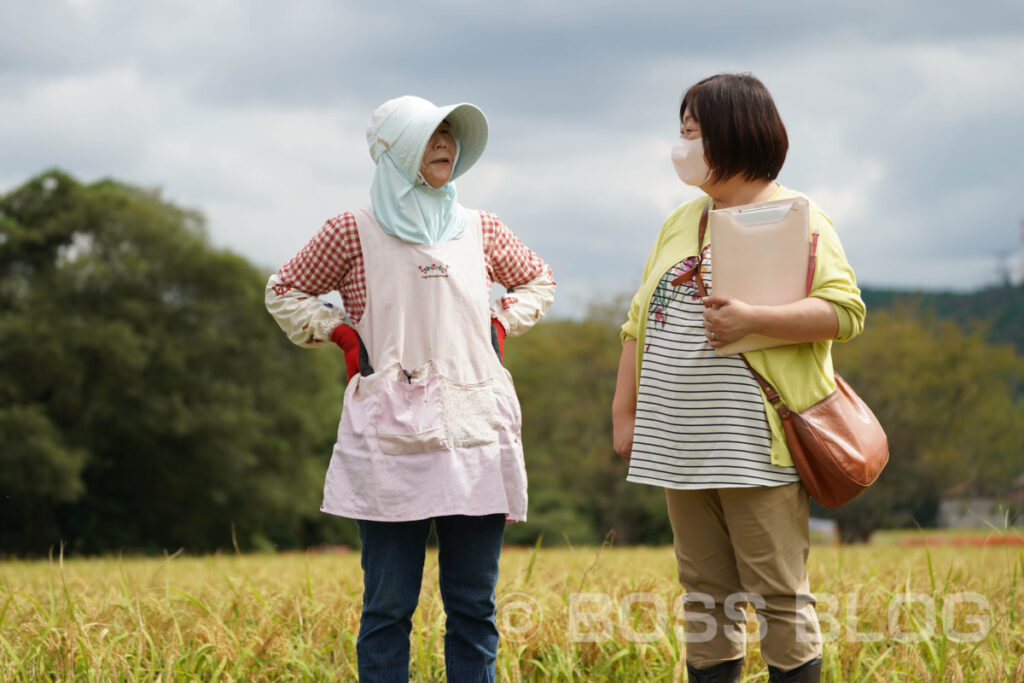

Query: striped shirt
left=626, top=248, right=800, bottom=489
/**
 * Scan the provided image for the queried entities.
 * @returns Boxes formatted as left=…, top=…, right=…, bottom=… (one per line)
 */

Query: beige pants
left=666, top=483, right=822, bottom=671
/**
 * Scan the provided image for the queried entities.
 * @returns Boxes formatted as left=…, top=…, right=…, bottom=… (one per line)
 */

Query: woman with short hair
left=612, top=73, right=865, bottom=682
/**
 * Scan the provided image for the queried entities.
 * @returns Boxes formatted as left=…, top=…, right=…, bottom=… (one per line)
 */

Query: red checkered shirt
left=276, top=210, right=552, bottom=325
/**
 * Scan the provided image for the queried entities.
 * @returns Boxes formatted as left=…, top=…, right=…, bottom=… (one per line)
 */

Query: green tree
left=0, top=171, right=352, bottom=555
left=503, top=301, right=673, bottom=546
left=829, top=309, right=1024, bottom=542
left=862, top=284, right=1024, bottom=354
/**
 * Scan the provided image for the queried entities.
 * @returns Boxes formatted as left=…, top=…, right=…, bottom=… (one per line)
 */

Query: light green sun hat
left=365, top=95, right=489, bottom=182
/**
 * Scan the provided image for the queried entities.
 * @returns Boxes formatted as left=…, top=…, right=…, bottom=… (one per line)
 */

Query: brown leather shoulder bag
left=741, top=363, right=889, bottom=508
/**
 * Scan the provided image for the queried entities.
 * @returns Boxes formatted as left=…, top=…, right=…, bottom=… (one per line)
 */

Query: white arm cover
left=265, top=272, right=348, bottom=347
left=490, top=266, right=556, bottom=338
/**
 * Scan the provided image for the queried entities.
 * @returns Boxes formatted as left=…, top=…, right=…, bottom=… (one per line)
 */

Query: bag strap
left=740, top=356, right=794, bottom=419
left=670, top=200, right=712, bottom=287
left=742, top=221, right=820, bottom=418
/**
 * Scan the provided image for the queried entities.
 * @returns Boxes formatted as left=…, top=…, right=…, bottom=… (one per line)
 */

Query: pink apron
left=320, top=208, right=528, bottom=522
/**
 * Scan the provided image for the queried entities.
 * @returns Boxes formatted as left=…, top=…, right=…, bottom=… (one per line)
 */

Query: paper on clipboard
left=709, top=196, right=810, bottom=355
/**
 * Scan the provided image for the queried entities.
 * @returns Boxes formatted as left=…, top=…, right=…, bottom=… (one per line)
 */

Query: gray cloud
left=2, top=0, right=1023, bottom=311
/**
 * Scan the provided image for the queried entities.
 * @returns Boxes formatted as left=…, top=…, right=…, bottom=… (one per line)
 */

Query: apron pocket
left=440, top=377, right=500, bottom=448
left=375, top=376, right=448, bottom=455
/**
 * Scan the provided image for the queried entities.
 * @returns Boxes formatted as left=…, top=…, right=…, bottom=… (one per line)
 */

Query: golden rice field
left=1, top=530, right=1022, bottom=682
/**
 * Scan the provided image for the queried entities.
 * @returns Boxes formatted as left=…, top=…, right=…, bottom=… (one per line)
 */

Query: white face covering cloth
left=366, top=96, right=487, bottom=245
left=371, top=148, right=465, bottom=245
left=671, top=137, right=710, bottom=186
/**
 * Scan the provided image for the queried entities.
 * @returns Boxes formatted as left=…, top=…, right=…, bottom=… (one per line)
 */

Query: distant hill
left=861, top=283, right=1024, bottom=353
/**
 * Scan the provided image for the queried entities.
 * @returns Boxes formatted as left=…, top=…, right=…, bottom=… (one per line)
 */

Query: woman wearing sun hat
left=266, top=95, right=555, bottom=682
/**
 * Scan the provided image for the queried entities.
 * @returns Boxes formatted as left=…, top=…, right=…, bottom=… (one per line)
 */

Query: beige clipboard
left=709, top=196, right=810, bottom=355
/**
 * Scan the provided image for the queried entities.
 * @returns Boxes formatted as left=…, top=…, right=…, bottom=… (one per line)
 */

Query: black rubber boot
left=686, top=657, right=744, bottom=683
left=767, top=656, right=822, bottom=682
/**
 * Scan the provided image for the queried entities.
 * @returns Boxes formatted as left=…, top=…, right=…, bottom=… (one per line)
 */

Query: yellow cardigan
left=621, top=186, right=866, bottom=468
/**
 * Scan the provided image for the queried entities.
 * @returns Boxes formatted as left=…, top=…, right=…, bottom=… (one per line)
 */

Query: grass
left=1, top=531, right=1022, bottom=682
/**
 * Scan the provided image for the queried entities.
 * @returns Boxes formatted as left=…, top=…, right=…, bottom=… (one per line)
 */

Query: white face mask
left=671, top=137, right=710, bottom=186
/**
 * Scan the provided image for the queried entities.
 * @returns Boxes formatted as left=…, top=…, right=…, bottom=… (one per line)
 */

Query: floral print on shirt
left=648, top=250, right=710, bottom=327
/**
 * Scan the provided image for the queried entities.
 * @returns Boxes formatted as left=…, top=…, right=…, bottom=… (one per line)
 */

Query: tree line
left=1, top=171, right=1021, bottom=555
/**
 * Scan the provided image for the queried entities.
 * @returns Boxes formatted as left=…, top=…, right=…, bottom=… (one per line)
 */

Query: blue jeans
left=356, top=514, right=506, bottom=682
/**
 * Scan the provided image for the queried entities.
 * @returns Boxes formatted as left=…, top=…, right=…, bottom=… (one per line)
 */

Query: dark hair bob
left=680, top=73, right=788, bottom=183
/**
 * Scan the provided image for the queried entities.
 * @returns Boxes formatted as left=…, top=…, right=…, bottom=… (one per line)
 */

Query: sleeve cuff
left=491, top=308, right=512, bottom=335
left=831, top=301, right=857, bottom=342
left=620, top=323, right=637, bottom=346
left=312, top=308, right=348, bottom=344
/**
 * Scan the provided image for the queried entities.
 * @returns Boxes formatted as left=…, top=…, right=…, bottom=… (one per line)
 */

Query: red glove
left=331, top=324, right=361, bottom=381
left=491, top=318, right=506, bottom=361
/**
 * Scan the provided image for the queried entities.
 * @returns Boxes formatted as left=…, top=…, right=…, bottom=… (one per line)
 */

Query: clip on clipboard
left=709, top=196, right=815, bottom=355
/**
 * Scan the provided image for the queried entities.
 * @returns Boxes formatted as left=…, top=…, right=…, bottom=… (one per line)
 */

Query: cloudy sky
left=3, top=0, right=1023, bottom=316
